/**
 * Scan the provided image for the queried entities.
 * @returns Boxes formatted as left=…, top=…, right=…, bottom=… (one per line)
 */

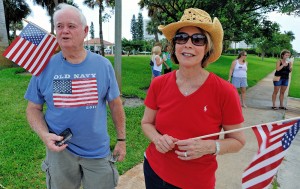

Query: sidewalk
left=117, top=71, right=300, bottom=189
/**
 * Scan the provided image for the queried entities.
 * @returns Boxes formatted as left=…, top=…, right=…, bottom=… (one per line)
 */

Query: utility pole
left=114, top=0, right=122, bottom=92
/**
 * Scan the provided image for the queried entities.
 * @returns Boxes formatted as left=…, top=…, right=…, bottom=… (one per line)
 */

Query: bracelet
left=117, top=138, right=126, bottom=142
left=214, top=141, right=220, bottom=155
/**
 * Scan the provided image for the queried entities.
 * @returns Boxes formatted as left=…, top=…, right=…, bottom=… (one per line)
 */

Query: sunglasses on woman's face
left=173, top=32, right=207, bottom=46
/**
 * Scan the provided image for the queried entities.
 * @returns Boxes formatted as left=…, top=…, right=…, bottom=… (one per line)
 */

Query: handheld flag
left=2, top=22, right=58, bottom=76
left=242, top=118, right=300, bottom=189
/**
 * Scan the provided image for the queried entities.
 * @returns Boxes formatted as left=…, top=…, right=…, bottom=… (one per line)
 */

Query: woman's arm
left=289, top=62, right=293, bottom=72
left=141, top=107, right=178, bottom=153
left=162, top=54, right=169, bottom=69
left=155, top=55, right=163, bottom=66
left=276, top=60, right=288, bottom=71
left=217, top=123, right=246, bottom=154
left=228, top=60, right=236, bottom=81
left=175, top=123, right=246, bottom=160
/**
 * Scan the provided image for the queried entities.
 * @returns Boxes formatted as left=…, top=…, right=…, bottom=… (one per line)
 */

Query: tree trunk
left=50, top=9, right=55, bottom=34
left=0, top=0, right=9, bottom=47
left=154, top=32, right=159, bottom=42
left=261, top=51, right=265, bottom=61
left=99, top=8, right=105, bottom=56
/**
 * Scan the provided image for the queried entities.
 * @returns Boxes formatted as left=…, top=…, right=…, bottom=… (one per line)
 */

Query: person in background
left=24, top=3, right=125, bottom=189
left=162, top=44, right=173, bottom=74
left=228, top=50, right=248, bottom=108
left=271, top=49, right=293, bottom=110
left=151, top=45, right=163, bottom=78
left=141, top=8, right=245, bottom=189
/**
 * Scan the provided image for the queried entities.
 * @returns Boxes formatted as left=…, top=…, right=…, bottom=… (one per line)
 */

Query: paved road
left=117, top=71, right=300, bottom=189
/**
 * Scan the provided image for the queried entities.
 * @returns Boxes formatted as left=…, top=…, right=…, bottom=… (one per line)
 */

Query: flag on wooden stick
left=242, top=118, right=300, bottom=189
left=2, top=22, right=58, bottom=76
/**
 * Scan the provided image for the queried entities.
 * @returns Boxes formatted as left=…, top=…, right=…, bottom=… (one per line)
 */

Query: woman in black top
left=271, top=49, right=293, bottom=110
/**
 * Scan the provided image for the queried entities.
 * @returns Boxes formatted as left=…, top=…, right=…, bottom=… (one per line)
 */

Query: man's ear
left=84, top=26, right=89, bottom=37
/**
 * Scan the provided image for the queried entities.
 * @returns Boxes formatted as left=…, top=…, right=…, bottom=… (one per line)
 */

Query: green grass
left=206, top=55, right=277, bottom=87
left=289, top=57, right=300, bottom=97
left=0, top=54, right=298, bottom=188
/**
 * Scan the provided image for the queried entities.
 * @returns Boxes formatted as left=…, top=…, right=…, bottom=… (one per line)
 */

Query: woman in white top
left=228, top=51, right=248, bottom=108
left=151, top=46, right=163, bottom=78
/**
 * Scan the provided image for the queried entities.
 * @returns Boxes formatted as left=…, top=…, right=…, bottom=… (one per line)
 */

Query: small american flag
left=2, top=22, right=58, bottom=76
left=53, top=78, right=98, bottom=108
left=242, top=118, right=300, bottom=189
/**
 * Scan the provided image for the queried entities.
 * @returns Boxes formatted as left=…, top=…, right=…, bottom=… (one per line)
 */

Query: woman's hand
left=153, top=134, right=178, bottom=154
left=175, top=138, right=215, bottom=160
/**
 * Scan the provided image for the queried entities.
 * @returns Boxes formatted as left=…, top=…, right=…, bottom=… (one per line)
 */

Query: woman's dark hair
left=280, top=49, right=290, bottom=59
left=237, top=50, right=247, bottom=62
left=169, top=27, right=214, bottom=68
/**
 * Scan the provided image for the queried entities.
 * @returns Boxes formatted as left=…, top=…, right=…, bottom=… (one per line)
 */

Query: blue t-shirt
left=24, top=50, right=120, bottom=158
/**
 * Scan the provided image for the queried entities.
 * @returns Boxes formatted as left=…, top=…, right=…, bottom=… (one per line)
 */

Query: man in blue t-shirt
left=24, top=3, right=126, bottom=189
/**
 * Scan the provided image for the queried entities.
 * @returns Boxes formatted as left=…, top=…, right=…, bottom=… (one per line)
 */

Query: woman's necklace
left=184, top=86, right=190, bottom=96
left=177, top=70, right=203, bottom=96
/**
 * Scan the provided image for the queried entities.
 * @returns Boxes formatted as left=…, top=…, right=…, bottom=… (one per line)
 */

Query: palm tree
left=33, top=0, right=76, bottom=34
left=138, top=1, right=162, bottom=42
left=83, top=0, right=115, bottom=56
left=146, top=19, right=160, bottom=42
left=3, top=0, right=31, bottom=42
left=285, top=31, right=295, bottom=41
left=10, top=21, right=23, bottom=38
left=0, top=0, right=9, bottom=47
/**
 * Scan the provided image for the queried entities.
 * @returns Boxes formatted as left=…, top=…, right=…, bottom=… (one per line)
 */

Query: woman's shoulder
left=152, top=70, right=174, bottom=82
left=232, top=59, right=238, bottom=64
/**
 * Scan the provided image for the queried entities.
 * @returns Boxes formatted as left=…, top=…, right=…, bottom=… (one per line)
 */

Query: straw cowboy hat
left=158, top=8, right=223, bottom=64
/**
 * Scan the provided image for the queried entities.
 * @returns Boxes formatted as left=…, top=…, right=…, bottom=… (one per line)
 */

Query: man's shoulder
left=88, top=51, right=111, bottom=64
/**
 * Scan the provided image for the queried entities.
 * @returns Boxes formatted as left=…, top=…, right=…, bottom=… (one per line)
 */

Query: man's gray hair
left=53, top=3, right=87, bottom=28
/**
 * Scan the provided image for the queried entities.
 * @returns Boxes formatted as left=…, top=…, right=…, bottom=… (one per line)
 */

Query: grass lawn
left=0, top=54, right=298, bottom=188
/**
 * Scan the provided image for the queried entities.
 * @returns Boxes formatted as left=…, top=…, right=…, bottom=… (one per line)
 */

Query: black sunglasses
left=173, top=32, right=207, bottom=46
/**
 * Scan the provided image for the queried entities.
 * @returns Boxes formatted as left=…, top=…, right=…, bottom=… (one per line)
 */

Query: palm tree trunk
left=0, top=0, right=9, bottom=47
left=99, top=8, right=105, bottom=56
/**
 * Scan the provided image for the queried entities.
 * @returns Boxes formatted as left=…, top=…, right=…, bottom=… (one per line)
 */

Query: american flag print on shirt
left=2, top=23, right=58, bottom=76
left=53, top=78, right=99, bottom=108
left=242, top=118, right=300, bottom=189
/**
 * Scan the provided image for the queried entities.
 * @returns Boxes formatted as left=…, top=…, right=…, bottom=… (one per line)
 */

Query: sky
left=25, top=0, right=149, bottom=43
left=25, top=0, right=300, bottom=52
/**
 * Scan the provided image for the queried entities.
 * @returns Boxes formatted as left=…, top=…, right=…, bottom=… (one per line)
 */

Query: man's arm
left=108, top=97, right=126, bottom=161
left=26, top=101, right=66, bottom=151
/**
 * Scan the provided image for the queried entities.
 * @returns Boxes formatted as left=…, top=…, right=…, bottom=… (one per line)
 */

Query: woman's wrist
left=213, top=141, right=220, bottom=155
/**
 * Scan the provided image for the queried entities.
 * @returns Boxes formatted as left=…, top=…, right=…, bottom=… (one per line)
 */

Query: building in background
left=230, top=41, right=253, bottom=49
left=143, top=19, right=164, bottom=41
left=84, top=38, right=114, bottom=55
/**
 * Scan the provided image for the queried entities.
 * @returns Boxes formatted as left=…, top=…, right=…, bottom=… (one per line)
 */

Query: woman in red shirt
left=141, top=8, right=246, bottom=189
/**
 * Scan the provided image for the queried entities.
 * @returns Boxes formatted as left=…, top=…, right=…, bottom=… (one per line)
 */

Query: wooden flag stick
left=192, top=116, right=300, bottom=140
left=22, top=18, right=50, bottom=33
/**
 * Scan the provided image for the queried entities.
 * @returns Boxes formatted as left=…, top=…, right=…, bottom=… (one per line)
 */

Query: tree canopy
left=3, top=0, right=31, bottom=41
left=84, top=0, right=115, bottom=56
left=33, top=0, right=77, bottom=34
left=138, top=0, right=300, bottom=52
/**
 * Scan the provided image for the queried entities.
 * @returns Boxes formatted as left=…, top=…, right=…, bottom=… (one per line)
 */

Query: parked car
left=104, top=49, right=111, bottom=54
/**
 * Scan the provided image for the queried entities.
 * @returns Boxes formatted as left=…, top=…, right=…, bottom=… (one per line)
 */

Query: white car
left=104, top=49, right=111, bottom=54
